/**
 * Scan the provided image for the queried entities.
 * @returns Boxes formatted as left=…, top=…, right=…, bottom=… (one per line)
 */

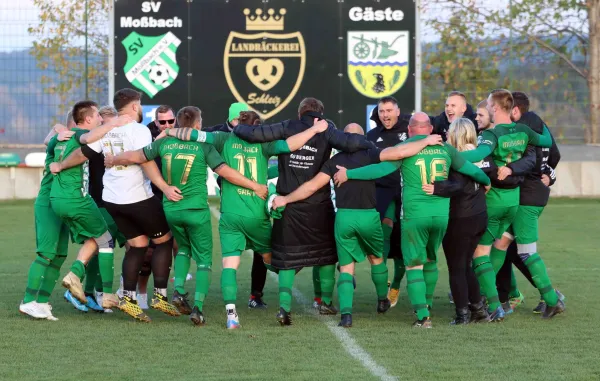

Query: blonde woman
left=422, top=118, right=490, bottom=324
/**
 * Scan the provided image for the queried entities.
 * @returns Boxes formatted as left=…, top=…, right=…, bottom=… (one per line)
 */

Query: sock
left=524, top=253, right=558, bottom=307
left=124, top=289, right=137, bottom=300
left=370, top=262, right=389, bottom=300
left=154, top=287, right=167, bottom=297
left=473, top=256, right=501, bottom=311
left=279, top=269, right=295, bottom=312
left=490, top=246, right=507, bottom=274
left=221, top=268, right=237, bottom=306
left=423, top=262, right=439, bottom=308
left=84, top=256, right=99, bottom=295
left=390, top=258, right=406, bottom=289
left=337, top=272, right=354, bottom=315
left=226, top=303, right=237, bottom=316
left=312, top=266, right=321, bottom=299
left=319, top=264, right=336, bottom=305
left=37, top=255, right=66, bottom=303
left=382, top=223, right=393, bottom=261
left=508, top=267, right=520, bottom=298
left=174, top=254, right=191, bottom=294
left=98, top=249, right=114, bottom=293
left=406, top=269, right=429, bottom=320
left=71, top=260, right=86, bottom=280
left=194, top=264, right=212, bottom=311
left=23, top=255, right=51, bottom=303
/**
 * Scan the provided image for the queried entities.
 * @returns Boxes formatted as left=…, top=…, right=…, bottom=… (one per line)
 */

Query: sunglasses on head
left=157, top=119, right=175, bottom=125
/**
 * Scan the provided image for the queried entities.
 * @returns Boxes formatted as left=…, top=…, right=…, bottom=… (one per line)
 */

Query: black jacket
left=205, top=121, right=235, bottom=133
left=399, top=104, right=478, bottom=140
left=367, top=106, right=409, bottom=190
left=234, top=115, right=377, bottom=204
left=147, top=121, right=164, bottom=198
left=433, top=170, right=486, bottom=219
left=508, top=112, right=560, bottom=207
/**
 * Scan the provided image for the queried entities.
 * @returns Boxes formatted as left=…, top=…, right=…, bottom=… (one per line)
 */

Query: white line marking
left=209, top=206, right=398, bottom=381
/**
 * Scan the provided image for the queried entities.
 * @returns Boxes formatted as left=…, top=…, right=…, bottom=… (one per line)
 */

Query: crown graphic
left=243, top=8, right=286, bottom=31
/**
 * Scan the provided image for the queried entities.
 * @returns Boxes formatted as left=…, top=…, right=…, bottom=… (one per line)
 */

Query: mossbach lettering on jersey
left=503, top=140, right=526, bottom=148
left=237, top=188, right=254, bottom=196
left=120, top=16, right=183, bottom=28
left=420, top=148, right=444, bottom=155
left=232, top=143, right=259, bottom=154
left=231, top=42, right=300, bottom=53
left=164, top=142, right=199, bottom=151
left=302, top=145, right=318, bottom=153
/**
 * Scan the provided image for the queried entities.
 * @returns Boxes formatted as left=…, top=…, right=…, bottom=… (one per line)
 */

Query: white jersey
left=88, top=122, right=154, bottom=205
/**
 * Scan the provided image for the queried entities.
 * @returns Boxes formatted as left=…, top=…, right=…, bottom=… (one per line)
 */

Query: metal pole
left=84, top=0, right=89, bottom=99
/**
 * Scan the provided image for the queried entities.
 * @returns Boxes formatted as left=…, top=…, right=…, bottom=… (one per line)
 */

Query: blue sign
left=366, top=104, right=377, bottom=132
left=142, top=105, right=160, bottom=126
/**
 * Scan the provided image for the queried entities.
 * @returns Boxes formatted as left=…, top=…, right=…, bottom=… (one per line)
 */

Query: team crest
left=348, top=31, right=409, bottom=98
left=122, top=31, right=181, bottom=98
left=224, top=8, right=306, bottom=120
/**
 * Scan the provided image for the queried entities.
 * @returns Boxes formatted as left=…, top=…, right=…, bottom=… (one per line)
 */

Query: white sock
left=226, top=304, right=236, bottom=315
left=124, top=290, right=137, bottom=300
left=154, top=288, right=167, bottom=297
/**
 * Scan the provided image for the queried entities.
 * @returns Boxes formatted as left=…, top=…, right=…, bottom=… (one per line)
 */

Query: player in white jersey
left=53, top=89, right=182, bottom=322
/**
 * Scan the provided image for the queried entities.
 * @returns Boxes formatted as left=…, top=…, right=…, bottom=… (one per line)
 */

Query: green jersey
left=478, top=122, right=536, bottom=207
left=35, top=135, right=59, bottom=206
left=143, top=137, right=225, bottom=212
left=210, top=132, right=290, bottom=220
left=346, top=135, right=490, bottom=219
left=50, top=128, right=90, bottom=200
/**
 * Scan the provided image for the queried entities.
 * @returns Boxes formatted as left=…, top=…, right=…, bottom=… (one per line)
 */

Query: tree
left=28, top=0, right=110, bottom=118
left=425, top=0, right=599, bottom=143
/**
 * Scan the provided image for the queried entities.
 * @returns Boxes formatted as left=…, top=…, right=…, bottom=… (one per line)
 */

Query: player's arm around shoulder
left=104, top=138, right=159, bottom=168
left=233, top=121, right=288, bottom=143
left=519, top=123, right=553, bottom=148
left=448, top=144, right=490, bottom=186
left=379, top=134, right=443, bottom=161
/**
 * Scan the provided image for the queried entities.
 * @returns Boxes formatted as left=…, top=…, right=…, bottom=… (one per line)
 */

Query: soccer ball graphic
left=148, top=64, right=170, bottom=86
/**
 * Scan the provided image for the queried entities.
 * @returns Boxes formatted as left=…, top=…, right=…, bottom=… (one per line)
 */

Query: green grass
left=1, top=198, right=599, bottom=380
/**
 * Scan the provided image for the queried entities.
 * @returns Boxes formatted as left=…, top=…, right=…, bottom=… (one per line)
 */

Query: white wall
left=1, top=163, right=599, bottom=200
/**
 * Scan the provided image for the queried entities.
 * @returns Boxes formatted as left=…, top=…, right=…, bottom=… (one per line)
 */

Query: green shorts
left=335, top=209, right=383, bottom=266
left=219, top=212, right=271, bottom=257
left=480, top=205, right=519, bottom=245
left=165, top=208, right=212, bottom=265
left=512, top=205, right=544, bottom=245
left=99, top=207, right=127, bottom=248
left=34, top=203, right=69, bottom=257
left=50, top=197, right=108, bottom=244
left=401, top=216, right=448, bottom=267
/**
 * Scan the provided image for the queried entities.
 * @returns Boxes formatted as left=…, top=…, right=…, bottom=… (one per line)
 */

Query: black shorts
left=104, top=196, right=170, bottom=241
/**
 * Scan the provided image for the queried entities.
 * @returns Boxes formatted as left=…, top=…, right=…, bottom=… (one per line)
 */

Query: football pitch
left=1, top=198, right=599, bottom=381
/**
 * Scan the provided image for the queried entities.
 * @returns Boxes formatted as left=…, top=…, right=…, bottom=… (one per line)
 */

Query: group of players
left=19, top=86, right=565, bottom=328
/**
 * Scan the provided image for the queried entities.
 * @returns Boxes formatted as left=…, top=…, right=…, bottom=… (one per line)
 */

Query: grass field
left=1, top=198, right=599, bottom=381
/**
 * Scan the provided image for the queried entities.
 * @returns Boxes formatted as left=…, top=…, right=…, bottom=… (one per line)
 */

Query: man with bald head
left=335, top=112, right=490, bottom=328
left=272, top=122, right=444, bottom=327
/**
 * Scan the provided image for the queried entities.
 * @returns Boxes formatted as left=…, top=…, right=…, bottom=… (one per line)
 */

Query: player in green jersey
left=334, top=112, right=490, bottom=328
left=459, top=89, right=560, bottom=320
left=157, top=110, right=330, bottom=328
left=104, top=106, right=268, bottom=326
left=48, top=101, right=133, bottom=312
left=20, top=121, right=76, bottom=320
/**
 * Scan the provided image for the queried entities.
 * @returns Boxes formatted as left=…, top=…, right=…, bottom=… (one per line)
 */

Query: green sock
left=37, top=255, right=66, bottom=303
left=423, top=262, right=438, bottom=308
left=391, top=258, right=406, bottom=289
left=490, top=246, right=507, bottom=274
left=508, top=267, right=520, bottom=298
left=85, top=256, right=99, bottom=295
left=71, top=260, right=86, bottom=280
left=23, top=255, right=50, bottom=303
left=312, top=266, right=321, bottom=299
left=406, top=269, right=429, bottom=320
left=382, top=223, right=393, bottom=261
left=279, top=269, right=295, bottom=312
left=221, top=268, right=237, bottom=306
left=319, top=264, right=336, bottom=305
left=174, top=253, right=191, bottom=294
left=371, top=262, right=389, bottom=300
left=524, top=253, right=558, bottom=307
left=337, top=272, right=354, bottom=315
left=98, top=249, right=114, bottom=293
left=473, top=256, right=500, bottom=311
left=194, top=265, right=212, bottom=311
